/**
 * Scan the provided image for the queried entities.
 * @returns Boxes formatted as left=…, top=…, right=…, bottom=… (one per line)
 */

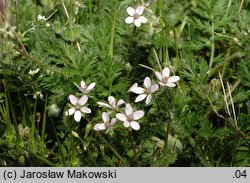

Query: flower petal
left=166, top=82, right=176, bottom=87
left=94, top=123, right=107, bottom=131
left=80, top=106, right=91, bottom=113
left=110, top=118, right=117, bottom=125
left=155, top=71, right=162, bottom=81
left=80, top=81, right=86, bottom=88
left=130, top=86, right=144, bottom=94
left=150, top=84, right=159, bottom=93
left=135, top=94, right=147, bottom=103
left=134, top=19, right=142, bottom=27
left=125, top=103, right=133, bottom=116
left=74, top=110, right=82, bottom=122
left=130, top=121, right=140, bottom=130
left=116, top=113, right=127, bottom=122
left=87, top=82, right=96, bottom=91
left=146, top=94, right=152, bottom=104
left=102, top=112, right=109, bottom=123
left=117, top=99, right=125, bottom=107
left=78, top=95, right=88, bottom=105
left=162, top=67, right=170, bottom=78
left=144, top=77, right=151, bottom=89
left=159, top=81, right=165, bottom=86
left=69, top=95, right=78, bottom=105
left=138, top=16, right=147, bottom=23
left=96, top=102, right=112, bottom=109
left=133, top=110, right=144, bottom=120
left=66, top=107, right=76, bottom=116
left=127, top=7, right=135, bottom=16
left=135, top=6, right=144, bottom=16
left=128, top=83, right=138, bottom=92
left=123, top=121, right=130, bottom=128
left=125, top=17, right=134, bottom=24
left=108, top=96, right=116, bottom=107
left=168, top=76, right=180, bottom=83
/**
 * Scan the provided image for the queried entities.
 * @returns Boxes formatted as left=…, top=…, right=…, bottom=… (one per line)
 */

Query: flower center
left=75, top=104, right=81, bottom=110
left=81, top=85, right=88, bottom=94
left=162, top=77, right=169, bottom=83
left=127, top=115, right=134, bottom=122
left=133, top=13, right=139, bottom=19
left=144, top=88, right=150, bottom=94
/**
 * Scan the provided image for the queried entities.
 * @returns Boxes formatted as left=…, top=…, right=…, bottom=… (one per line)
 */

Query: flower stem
left=109, top=0, right=118, bottom=58
left=97, top=132, right=125, bottom=164
left=129, top=131, right=139, bottom=166
left=209, top=18, right=215, bottom=71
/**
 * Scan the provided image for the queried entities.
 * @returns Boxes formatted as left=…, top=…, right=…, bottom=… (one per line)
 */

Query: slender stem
left=129, top=131, right=139, bottom=166
left=162, top=118, right=170, bottom=157
left=238, top=0, right=244, bottom=14
left=164, top=30, right=169, bottom=67
left=153, top=48, right=162, bottom=70
left=51, top=118, right=67, bottom=166
left=30, top=97, right=38, bottom=152
left=96, top=132, right=125, bottom=164
left=61, top=0, right=69, bottom=22
left=69, top=0, right=73, bottom=29
left=129, top=26, right=136, bottom=49
left=69, top=119, right=76, bottom=166
left=226, top=0, right=232, bottom=14
left=88, top=0, right=92, bottom=13
left=139, top=64, right=154, bottom=71
left=18, top=145, right=57, bottom=167
left=209, top=19, right=215, bottom=71
left=41, top=94, right=48, bottom=148
left=227, top=82, right=237, bottom=126
left=109, top=0, right=118, bottom=58
left=14, top=0, right=19, bottom=32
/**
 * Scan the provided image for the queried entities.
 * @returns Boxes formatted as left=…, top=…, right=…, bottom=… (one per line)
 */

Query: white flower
left=125, top=6, right=148, bottom=27
left=75, top=81, right=96, bottom=94
left=29, top=68, right=40, bottom=76
left=37, top=15, right=47, bottom=21
left=155, top=67, right=180, bottom=87
left=94, top=112, right=117, bottom=133
left=97, top=96, right=125, bottom=110
left=65, top=95, right=91, bottom=122
left=33, top=91, right=43, bottom=99
left=116, top=103, right=144, bottom=130
left=129, top=77, right=159, bottom=104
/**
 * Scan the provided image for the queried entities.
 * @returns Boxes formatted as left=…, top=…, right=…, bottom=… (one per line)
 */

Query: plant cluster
left=0, top=0, right=249, bottom=167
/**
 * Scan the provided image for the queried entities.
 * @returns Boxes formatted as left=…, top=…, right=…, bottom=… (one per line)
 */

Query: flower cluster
left=64, top=5, right=180, bottom=135
left=37, top=15, right=47, bottom=21
left=129, top=67, right=180, bottom=104
left=29, top=68, right=40, bottom=76
left=95, top=96, right=144, bottom=132
left=65, top=80, right=95, bottom=122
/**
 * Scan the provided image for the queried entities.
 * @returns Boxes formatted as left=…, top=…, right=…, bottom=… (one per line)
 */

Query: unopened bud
left=72, top=131, right=79, bottom=138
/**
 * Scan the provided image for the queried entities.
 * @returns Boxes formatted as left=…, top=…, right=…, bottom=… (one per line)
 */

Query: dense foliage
left=0, top=0, right=249, bottom=167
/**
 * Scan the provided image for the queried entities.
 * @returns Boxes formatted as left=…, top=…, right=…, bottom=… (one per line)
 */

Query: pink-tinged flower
left=75, top=80, right=96, bottom=94
left=97, top=96, right=125, bottom=110
left=116, top=103, right=144, bottom=130
left=155, top=67, right=180, bottom=87
left=125, top=6, right=148, bottom=27
left=94, top=112, right=116, bottom=133
left=129, top=77, right=159, bottom=104
left=65, top=95, right=91, bottom=122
